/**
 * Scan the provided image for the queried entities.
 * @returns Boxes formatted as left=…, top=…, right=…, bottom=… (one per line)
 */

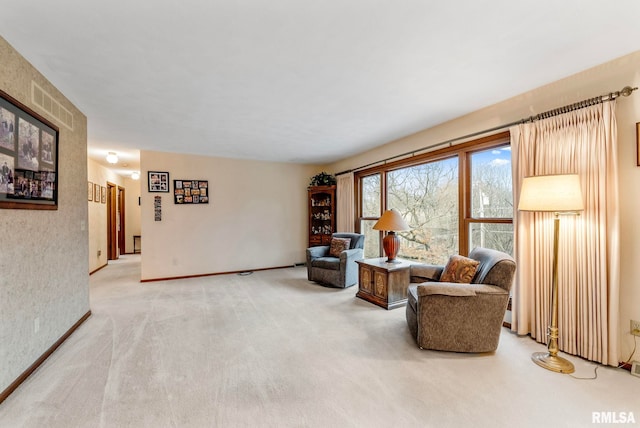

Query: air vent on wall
left=31, top=81, right=74, bottom=130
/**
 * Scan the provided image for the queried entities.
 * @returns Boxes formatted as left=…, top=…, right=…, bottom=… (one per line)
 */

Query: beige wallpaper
left=327, top=50, right=640, bottom=363
left=140, top=150, right=319, bottom=280
left=0, top=37, right=89, bottom=393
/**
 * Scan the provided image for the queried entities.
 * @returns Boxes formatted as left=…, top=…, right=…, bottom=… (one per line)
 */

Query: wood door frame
left=107, top=183, right=127, bottom=259
left=107, top=182, right=117, bottom=260
left=118, top=185, right=126, bottom=256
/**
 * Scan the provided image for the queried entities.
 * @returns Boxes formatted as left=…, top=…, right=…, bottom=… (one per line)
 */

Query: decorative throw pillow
left=329, top=237, right=351, bottom=257
left=439, top=255, right=479, bottom=283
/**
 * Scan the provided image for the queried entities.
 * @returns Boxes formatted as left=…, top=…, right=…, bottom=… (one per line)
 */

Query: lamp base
left=382, top=231, right=401, bottom=263
left=531, top=352, right=575, bottom=374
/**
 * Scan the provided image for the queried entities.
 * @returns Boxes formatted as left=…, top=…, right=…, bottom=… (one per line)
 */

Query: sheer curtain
left=337, top=172, right=355, bottom=232
left=510, top=102, right=619, bottom=365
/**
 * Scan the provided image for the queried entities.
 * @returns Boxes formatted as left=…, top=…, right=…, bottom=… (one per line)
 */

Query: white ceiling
left=2, top=1, right=640, bottom=177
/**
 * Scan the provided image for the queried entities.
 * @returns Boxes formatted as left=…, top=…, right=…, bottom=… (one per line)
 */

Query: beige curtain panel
left=511, top=101, right=619, bottom=365
left=337, top=172, right=355, bottom=233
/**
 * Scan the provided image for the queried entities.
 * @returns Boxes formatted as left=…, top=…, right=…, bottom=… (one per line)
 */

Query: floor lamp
left=518, top=174, right=584, bottom=374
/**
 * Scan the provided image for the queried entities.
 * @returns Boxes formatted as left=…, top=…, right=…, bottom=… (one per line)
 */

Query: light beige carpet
left=1, top=255, right=638, bottom=427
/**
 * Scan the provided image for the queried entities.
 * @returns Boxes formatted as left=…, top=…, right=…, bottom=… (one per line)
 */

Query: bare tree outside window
left=361, top=174, right=382, bottom=258
left=388, top=157, right=459, bottom=264
left=469, top=147, right=513, bottom=255
left=355, top=135, right=513, bottom=264
left=362, top=174, right=380, bottom=217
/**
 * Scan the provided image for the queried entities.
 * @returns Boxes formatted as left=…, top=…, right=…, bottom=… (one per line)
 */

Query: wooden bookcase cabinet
left=308, top=185, right=336, bottom=247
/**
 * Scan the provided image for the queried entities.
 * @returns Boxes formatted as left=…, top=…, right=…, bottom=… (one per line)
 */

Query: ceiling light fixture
left=106, top=152, right=118, bottom=164
left=131, top=171, right=140, bottom=180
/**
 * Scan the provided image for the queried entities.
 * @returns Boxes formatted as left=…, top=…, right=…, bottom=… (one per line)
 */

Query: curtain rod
left=336, top=85, right=637, bottom=176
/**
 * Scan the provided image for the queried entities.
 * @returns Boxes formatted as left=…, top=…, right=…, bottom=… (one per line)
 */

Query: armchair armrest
left=339, top=248, right=363, bottom=264
left=410, top=264, right=444, bottom=283
left=306, top=245, right=329, bottom=281
left=416, top=282, right=508, bottom=297
left=417, top=283, right=476, bottom=296
left=306, top=245, right=329, bottom=260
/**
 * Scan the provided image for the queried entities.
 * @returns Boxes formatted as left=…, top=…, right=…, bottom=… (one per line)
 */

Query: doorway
left=118, top=186, right=126, bottom=256
left=107, top=182, right=126, bottom=260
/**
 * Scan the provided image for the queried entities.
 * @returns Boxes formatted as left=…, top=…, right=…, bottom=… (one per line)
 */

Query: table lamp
left=373, top=209, right=410, bottom=263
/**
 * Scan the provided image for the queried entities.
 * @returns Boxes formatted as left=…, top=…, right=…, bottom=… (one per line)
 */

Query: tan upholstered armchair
left=405, top=247, right=516, bottom=353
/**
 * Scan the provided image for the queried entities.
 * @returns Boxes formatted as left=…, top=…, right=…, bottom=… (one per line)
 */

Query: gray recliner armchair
left=306, top=233, right=365, bottom=288
left=405, top=247, right=516, bottom=353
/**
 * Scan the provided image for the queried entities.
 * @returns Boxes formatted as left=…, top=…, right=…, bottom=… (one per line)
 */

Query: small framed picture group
left=87, top=181, right=106, bottom=203
left=0, top=90, right=59, bottom=209
left=174, top=179, right=208, bottom=204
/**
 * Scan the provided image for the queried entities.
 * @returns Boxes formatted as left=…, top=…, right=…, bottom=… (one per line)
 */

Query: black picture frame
left=173, top=179, right=208, bottom=204
left=0, top=89, right=59, bottom=210
left=148, top=171, right=169, bottom=193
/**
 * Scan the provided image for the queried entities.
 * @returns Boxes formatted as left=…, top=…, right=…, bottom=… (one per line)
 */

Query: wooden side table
left=356, top=258, right=411, bottom=310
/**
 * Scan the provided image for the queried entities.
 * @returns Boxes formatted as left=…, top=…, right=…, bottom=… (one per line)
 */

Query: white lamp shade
left=518, top=174, right=584, bottom=212
left=373, top=209, right=410, bottom=231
